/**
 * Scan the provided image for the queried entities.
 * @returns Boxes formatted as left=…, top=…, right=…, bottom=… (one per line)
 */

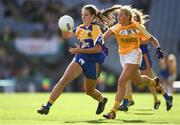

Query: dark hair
left=82, top=4, right=122, bottom=28
left=83, top=5, right=98, bottom=16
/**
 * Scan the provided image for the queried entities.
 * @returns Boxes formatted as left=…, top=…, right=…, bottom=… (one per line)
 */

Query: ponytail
left=82, top=4, right=122, bottom=28
left=96, top=4, right=122, bottom=28
left=132, top=8, right=149, bottom=24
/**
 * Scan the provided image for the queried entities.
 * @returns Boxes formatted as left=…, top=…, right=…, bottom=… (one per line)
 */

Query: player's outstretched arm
left=103, top=29, right=114, bottom=41
left=149, top=35, right=160, bottom=48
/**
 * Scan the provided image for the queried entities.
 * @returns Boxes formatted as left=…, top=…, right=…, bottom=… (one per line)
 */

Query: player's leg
left=103, top=64, right=139, bottom=119
left=84, top=63, right=107, bottom=114
left=141, top=53, right=161, bottom=109
left=148, top=86, right=161, bottom=109
left=37, top=61, right=82, bottom=115
left=127, top=83, right=135, bottom=107
left=132, top=70, right=173, bottom=111
left=103, top=48, right=142, bottom=119
left=84, top=77, right=107, bottom=114
left=118, top=80, right=132, bottom=111
left=167, top=74, right=176, bottom=94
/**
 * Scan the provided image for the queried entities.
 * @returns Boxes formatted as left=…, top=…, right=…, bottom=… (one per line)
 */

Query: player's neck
left=84, top=23, right=91, bottom=27
left=121, top=21, right=131, bottom=27
left=84, top=23, right=91, bottom=29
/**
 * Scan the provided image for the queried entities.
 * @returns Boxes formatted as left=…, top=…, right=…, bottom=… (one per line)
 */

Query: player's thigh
left=84, top=62, right=100, bottom=91
left=119, top=64, right=139, bottom=85
left=62, top=61, right=83, bottom=82
left=141, top=53, right=153, bottom=77
left=131, top=69, right=142, bottom=84
left=141, top=69, right=153, bottom=78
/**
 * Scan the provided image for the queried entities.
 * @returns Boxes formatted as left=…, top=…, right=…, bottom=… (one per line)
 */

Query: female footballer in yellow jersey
left=37, top=4, right=109, bottom=115
left=119, top=8, right=162, bottom=111
left=102, top=6, right=173, bottom=119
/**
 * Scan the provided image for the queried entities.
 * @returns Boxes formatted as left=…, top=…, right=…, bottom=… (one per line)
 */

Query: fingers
left=68, top=47, right=77, bottom=54
left=66, top=23, right=71, bottom=31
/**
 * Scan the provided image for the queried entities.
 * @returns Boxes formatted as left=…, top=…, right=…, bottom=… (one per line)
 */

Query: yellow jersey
left=110, top=21, right=152, bottom=54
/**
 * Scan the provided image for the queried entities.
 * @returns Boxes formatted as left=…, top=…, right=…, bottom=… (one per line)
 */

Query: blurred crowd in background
left=0, top=0, right=179, bottom=93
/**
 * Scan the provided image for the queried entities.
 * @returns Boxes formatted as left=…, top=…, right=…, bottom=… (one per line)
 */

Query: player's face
left=118, top=10, right=130, bottom=24
left=81, top=9, right=94, bottom=25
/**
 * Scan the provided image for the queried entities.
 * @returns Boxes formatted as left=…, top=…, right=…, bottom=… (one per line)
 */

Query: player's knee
left=59, top=77, right=69, bottom=86
left=117, top=80, right=126, bottom=89
left=118, top=77, right=128, bottom=87
left=132, top=76, right=141, bottom=84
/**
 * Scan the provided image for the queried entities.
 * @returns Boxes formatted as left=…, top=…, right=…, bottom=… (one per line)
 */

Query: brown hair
left=132, top=8, right=149, bottom=24
left=82, top=4, right=122, bottom=28
left=83, top=5, right=98, bottom=17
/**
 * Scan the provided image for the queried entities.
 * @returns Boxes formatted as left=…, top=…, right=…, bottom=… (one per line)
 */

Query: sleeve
left=109, top=24, right=119, bottom=34
left=136, top=23, right=152, bottom=39
left=92, top=25, right=104, bottom=46
left=139, top=24, right=149, bottom=42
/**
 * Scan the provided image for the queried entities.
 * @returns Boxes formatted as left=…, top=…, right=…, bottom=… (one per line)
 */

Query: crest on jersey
left=119, top=29, right=138, bottom=35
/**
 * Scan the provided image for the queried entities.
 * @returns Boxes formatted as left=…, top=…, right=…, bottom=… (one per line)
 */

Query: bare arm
left=137, top=24, right=161, bottom=48
left=137, top=24, right=163, bottom=58
left=149, top=35, right=160, bottom=48
left=69, top=44, right=102, bottom=54
left=103, top=29, right=114, bottom=41
left=148, top=35, right=163, bottom=59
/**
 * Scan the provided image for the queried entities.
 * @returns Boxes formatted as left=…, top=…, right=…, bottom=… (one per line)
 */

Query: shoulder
left=92, top=24, right=101, bottom=30
left=73, top=24, right=84, bottom=33
left=92, top=24, right=102, bottom=35
left=132, top=21, right=146, bottom=29
left=110, top=23, right=121, bottom=33
left=79, top=24, right=85, bottom=27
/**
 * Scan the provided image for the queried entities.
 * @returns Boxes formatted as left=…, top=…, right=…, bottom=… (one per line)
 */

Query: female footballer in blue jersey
left=37, top=4, right=109, bottom=115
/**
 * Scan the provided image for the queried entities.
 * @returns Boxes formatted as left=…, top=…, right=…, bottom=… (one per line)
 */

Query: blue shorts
left=139, top=44, right=152, bottom=70
left=159, top=68, right=169, bottom=80
left=73, top=54, right=101, bottom=80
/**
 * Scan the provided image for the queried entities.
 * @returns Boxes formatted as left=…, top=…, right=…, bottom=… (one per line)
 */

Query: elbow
left=95, top=45, right=102, bottom=53
left=149, top=36, right=157, bottom=42
left=96, top=48, right=102, bottom=53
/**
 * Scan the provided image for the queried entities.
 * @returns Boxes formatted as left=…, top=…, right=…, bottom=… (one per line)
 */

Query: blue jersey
left=72, top=23, right=108, bottom=79
left=139, top=44, right=152, bottom=70
left=72, top=23, right=107, bottom=63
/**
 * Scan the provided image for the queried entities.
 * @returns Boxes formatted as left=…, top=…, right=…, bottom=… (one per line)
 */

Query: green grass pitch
left=0, top=93, right=180, bottom=125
